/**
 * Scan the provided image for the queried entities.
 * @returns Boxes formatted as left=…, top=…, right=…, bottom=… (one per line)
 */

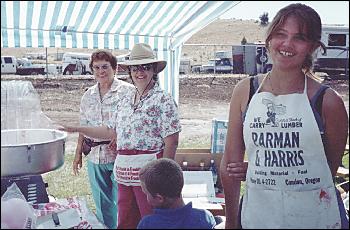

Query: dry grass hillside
left=183, top=19, right=266, bottom=65
left=187, top=19, right=266, bottom=44
left=1, top=19, right=266, bottom=65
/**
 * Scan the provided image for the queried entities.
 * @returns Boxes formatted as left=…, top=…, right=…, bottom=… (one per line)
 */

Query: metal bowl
left=1, top=129, right=67, bottom=177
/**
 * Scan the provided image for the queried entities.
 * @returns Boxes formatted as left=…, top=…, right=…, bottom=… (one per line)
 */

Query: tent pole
left=46, top=47, right=48, bottom=79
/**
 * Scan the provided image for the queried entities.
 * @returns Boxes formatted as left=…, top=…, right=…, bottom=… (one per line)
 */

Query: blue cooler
left=211, top=118, right=228, bottom=154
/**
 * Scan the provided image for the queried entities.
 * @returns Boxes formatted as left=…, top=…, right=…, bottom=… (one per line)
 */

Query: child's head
left=139, top=158, right=184, bottom=208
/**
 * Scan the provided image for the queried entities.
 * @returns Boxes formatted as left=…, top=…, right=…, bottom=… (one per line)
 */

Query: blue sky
left=220, top=1, right=349, bottom=25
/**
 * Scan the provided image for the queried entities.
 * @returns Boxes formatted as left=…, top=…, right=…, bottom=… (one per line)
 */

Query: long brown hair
left=265, top=3, right=326, bottom=75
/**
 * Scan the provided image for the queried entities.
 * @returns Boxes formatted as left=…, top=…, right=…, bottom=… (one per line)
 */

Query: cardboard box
left=175, top=149, right=223, bottom=189
left=175, top=149, right=226, bottom=216
left=211, top=118, right=228, bottom=154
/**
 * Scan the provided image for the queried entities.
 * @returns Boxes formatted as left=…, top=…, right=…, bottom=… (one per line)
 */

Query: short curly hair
left=89, top=50, right=117, bottom=71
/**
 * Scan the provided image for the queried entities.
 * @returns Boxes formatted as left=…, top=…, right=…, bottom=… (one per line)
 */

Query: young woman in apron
left=221, top=3, right=349, bottom=229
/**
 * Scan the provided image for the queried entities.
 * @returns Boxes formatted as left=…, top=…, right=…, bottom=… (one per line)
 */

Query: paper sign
left=181, top=171, right=222, bottom=210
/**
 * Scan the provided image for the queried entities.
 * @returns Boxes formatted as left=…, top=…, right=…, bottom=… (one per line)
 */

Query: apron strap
left=118, top=149, right=163, bottom=157
left=258, top=72, right=308, bottom=95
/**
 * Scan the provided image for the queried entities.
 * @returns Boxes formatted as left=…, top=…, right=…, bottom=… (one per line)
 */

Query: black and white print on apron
left=242, top=74, right=341, bottom=229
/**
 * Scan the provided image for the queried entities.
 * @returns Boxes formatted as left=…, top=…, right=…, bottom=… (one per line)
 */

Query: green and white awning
left=1, top=1, right=238, bottom=101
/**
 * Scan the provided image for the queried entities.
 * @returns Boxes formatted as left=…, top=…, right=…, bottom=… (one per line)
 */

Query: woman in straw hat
left=60, top=43, right=181, bottom=229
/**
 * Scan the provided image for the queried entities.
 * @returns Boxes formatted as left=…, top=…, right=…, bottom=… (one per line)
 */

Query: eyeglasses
left=129, top=64, right=153, bottom=73
left=92, top=64, right=111, bottom=71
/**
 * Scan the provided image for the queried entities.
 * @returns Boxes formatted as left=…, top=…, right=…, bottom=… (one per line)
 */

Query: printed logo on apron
left=113, top=153, right=157, bottom=186
left=262, top=98, right=286, bottom=127
left=242, top=75, right=341, bottom=229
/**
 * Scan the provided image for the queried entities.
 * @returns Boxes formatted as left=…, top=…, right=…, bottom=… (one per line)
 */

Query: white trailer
left=62, top=52, right=92, bottom=75
left=34, top=63, right=63, bottom=75
left=314, top=24, right=349, bottom=75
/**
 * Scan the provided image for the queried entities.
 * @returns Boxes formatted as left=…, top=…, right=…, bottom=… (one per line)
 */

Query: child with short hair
left=138, top=158, right=216, bottom=229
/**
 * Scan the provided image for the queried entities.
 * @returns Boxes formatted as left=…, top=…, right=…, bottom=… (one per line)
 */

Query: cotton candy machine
left=1, top=129, right=66, bottom=177
left=1, top=81, right=67, bottom=204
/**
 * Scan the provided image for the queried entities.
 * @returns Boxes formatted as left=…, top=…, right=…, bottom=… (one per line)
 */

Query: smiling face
left=265, top=4, right=324, bottom=72
left=129, top=63, right=155, bottom=88
left=90, top=51, right=117, bottom=84
left=92, top=60, right=116, bottom=84
left=268, top=16, right=316, bottom=72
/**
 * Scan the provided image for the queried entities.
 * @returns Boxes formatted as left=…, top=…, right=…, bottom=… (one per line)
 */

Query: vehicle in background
left=1, top=56, right=45, bottom=75
left=35, top=63, right=63, bottom=75
left=179, top=58, right=191, bottom=74
left=62, top=52, right=92, bottom=75
left=230, top=25, right=349, bottom=77
left=215, top=50, right=232, bottom=59
left=314, top=24, right=349, bottom=76
left=26, top=52, right=46, bottom=60
left=191, top=64, right=202, bottom=73
left=201, top=57, right=233, bottom=74
left=232, top=44, right=272, bottom=75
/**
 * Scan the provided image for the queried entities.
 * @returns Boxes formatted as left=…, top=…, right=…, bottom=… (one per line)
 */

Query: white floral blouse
left=80, top=77, right=134, bottom=164
left=111, top=82, right=181, bottom=151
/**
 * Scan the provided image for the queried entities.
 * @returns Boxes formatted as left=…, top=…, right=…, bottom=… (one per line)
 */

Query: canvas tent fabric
left=1, top=1, right=238, bottom=102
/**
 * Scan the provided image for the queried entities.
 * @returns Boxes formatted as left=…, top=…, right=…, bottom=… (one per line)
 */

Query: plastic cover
left=1, top=81, right=53, bottom=130
left=1, top=182, right=37, bottom=229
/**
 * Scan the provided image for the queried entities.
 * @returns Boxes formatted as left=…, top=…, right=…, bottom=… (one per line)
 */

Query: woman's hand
left=72, top=152, right=83, bottom=175
left=57, top=125, right=77, bottom=133
left=227, top=161, right=248, bottom=181
left=108, top=138, right=117, bottom=152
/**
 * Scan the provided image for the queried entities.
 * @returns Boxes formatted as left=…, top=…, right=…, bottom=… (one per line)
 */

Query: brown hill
left=187, top=19, right=266, bottom=44
left=183, top=19, right=267, bottom=65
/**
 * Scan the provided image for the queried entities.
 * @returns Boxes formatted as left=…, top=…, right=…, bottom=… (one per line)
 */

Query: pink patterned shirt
left=80, top=77, right=134, bottom=164
left=112, top=82, right=181, bottom=151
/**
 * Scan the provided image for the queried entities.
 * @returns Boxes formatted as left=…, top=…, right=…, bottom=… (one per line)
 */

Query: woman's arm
left=322, top=89, right=349, bottom=177
left=59, top=125, right=116, bottom=140
left=226, top=161, right=248, bottom=181
left=73, top=133, right=84, bottom=175
left=163, top=132, right=179, bottom=159
left=220, top=79, right=249, bottom=229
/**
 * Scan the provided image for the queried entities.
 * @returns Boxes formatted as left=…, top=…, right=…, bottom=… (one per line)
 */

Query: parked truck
left=1, top=56, right=45, bottom=75
left=201, top=57, right=233, bottom=74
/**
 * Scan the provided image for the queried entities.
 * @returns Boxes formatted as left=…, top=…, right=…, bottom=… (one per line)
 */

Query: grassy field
left=42, top=153, right=96, bottom=211
left=42, top=142, right=349, bottom=212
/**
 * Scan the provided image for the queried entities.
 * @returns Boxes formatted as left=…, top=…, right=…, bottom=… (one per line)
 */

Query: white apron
left=242, top=75, right=341, bottom=229
left=113, top=152, right=158, bottom=186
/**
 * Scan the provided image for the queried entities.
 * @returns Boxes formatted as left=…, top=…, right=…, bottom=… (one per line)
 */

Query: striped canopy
left=1, top=1, right=238, bottom=102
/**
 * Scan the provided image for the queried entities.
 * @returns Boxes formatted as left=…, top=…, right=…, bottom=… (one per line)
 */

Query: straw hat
left=119, top=43, right=167, bottom=74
